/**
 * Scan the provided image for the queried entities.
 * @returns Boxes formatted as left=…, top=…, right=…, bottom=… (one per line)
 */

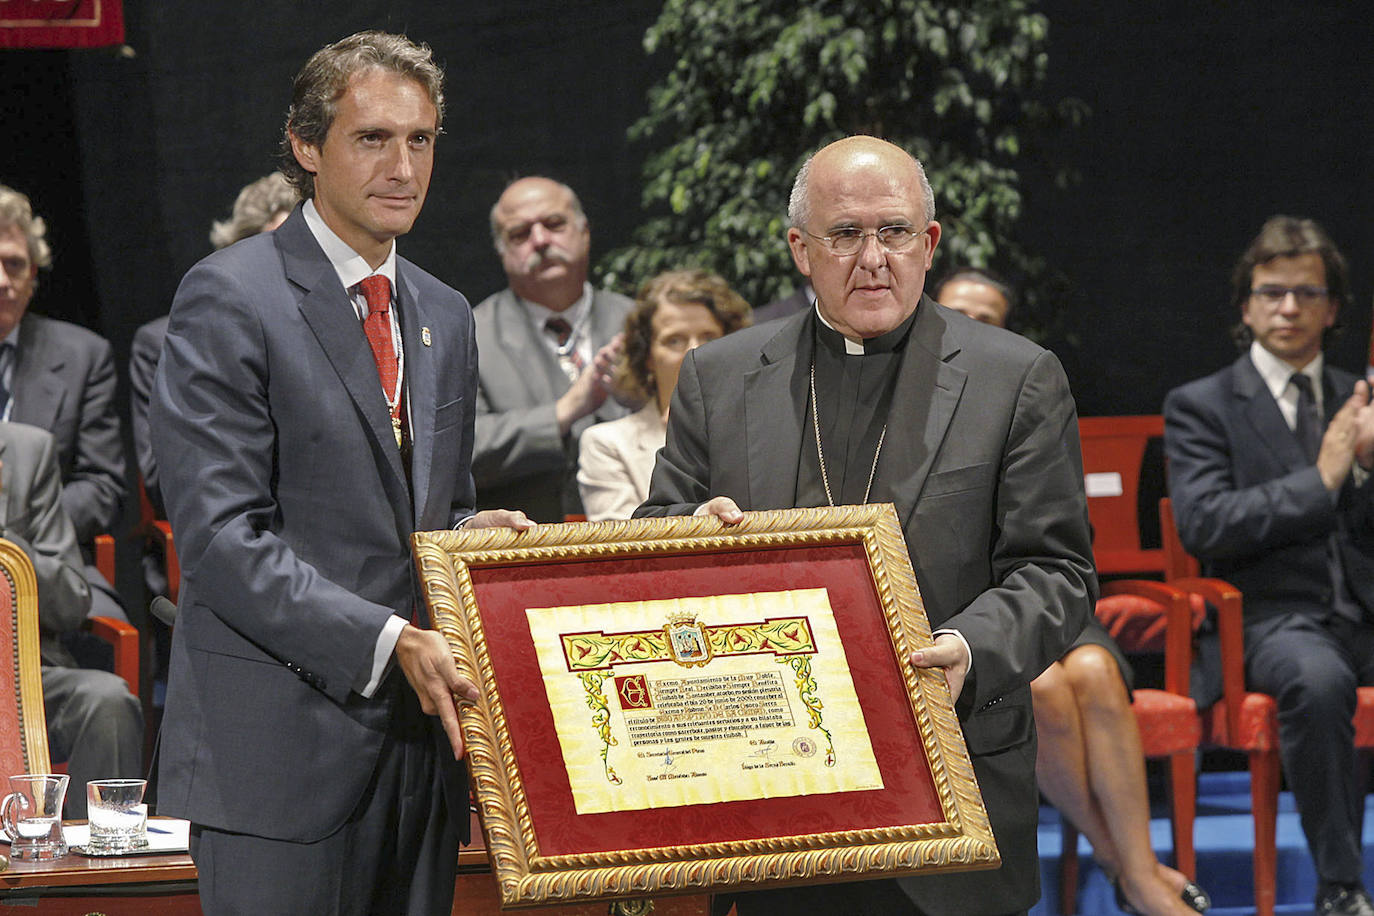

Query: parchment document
left=527, top=587, right=884, bottom=815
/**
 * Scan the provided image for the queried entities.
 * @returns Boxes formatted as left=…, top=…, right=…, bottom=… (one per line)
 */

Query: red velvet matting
left=0, top=0, right=123, bottom=49
left=473, top=542, right=942, bottom=858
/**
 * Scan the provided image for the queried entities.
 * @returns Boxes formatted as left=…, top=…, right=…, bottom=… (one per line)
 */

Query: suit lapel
left=397, top=264, right=434, bottom=522
left=745, top=314, right=811, bottom=509
left=11, top=318, right=63, bottom=430
left=280, top=216, right=411, bottom=517
left=495, top=291, right=566, bottom=401
left=1321, top=367, right=1354, bottom=425
left=587, top=289, right=622, bottom=349
left=1233, top=356, right=1307, bottom=473
left=871, top=298, right=966, bottom=530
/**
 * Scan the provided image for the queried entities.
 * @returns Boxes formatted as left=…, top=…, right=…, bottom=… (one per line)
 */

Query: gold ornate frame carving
left=414, top=504, right=997, bottom=908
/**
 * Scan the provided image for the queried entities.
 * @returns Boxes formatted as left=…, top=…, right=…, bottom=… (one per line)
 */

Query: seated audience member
left=939, top=272, right=1210, bottom=916
left=0, top=421, right=142, bottom=818
left=1165, top=217, right=1374, bottom=916
left=0, top=185, right=125, bottom=621
left=932, top=265, right=1016, bottom=327
left=130, top=171, right=298, bottom=523
left=577, top=269, right=751, bottom=520
left=475, top=177, right=634, bottom=522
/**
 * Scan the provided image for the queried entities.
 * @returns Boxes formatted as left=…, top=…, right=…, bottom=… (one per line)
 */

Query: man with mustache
left=474, top=177, right=634, bottom=521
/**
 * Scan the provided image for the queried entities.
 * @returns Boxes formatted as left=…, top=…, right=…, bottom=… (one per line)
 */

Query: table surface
left=1, top=815, right=710, bottom=916
left=1, top=848, right=196, bottom=891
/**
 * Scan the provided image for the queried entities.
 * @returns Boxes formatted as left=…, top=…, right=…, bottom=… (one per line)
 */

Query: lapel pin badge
left=421, top=327, right=432, bottom=347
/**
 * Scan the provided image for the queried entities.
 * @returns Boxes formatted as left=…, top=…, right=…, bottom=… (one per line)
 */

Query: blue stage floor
left=1034, top=772, right=1374, bottom=915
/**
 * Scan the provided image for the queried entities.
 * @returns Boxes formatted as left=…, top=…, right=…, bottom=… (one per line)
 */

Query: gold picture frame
left=414, top=504, right=997, bottom=908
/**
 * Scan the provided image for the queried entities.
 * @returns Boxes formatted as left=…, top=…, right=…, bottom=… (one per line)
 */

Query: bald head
left=789, top=136, right=935, bottom=231
left=490, top=177, right=591, bottom=310
left=784, top=136, right=942, bottom=340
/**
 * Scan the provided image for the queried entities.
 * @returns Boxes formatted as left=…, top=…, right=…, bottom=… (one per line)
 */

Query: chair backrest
left=1158, top=497, right=1201, bottom=580
left=1078, top=415, right=1167, bottom=575
left=0, top=538, right=52, bottom=777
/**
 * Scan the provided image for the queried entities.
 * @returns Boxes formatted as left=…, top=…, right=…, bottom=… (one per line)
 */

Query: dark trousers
left=1245, top=614, right=1374, bottom=885
left=190, top=690, right=459, bottom=916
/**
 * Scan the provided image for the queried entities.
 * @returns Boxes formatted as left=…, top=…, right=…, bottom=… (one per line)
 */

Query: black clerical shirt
left=795, top=306, right=919, bottom=507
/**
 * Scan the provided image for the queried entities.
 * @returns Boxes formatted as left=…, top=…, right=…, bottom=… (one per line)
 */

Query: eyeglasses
left=1250, top=285, right=1330, bottom=306
left=804, top=225, right=928, bottom=256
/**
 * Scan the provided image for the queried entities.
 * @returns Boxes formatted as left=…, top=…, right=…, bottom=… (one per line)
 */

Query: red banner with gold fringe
left=0, top=0, right=123, bottom=49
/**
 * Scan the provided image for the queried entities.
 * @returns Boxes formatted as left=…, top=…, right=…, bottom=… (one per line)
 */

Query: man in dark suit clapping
left=1165, top=216, right=1374, bottom=916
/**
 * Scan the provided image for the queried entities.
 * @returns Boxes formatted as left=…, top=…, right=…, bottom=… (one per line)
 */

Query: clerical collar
left=813, top=302, right=919, bottom=355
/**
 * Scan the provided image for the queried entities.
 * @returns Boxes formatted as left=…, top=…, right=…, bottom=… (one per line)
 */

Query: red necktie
left=358, top=276, right=403, bottom=447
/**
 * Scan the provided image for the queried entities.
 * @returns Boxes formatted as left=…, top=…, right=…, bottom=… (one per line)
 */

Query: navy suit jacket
left=11, top=313, right=126, bottom=544
left=636, top=299, right=1096, bottom=914
left=150, top=207, right=478, bottom=842
left=0, top=421, right=92, bottom=666
left=1164, top=354, right=1374, bottom=699
left=129, top=314, right=169, bottom=515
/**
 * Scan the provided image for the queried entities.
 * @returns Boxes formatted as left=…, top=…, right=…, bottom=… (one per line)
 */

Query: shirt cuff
left=454, top=514, right=475, bottom=530
left=931, top=628, right=973, bottom=679
left=357, top=614, right=408, bottom=699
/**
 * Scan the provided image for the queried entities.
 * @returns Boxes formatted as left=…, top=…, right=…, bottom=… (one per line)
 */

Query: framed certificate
left=414, top=504, right=997, bottom=908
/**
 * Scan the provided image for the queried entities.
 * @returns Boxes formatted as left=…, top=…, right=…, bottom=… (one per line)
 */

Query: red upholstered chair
left=136, top=475, right=180, bottom=606
left=1159, top=497, right=1374, bottom=916
left=0, top=537, right=54, bottom=776
left=1055, top=417, right=1204, bottom=915
left=90, top=525, right=142, bottom=695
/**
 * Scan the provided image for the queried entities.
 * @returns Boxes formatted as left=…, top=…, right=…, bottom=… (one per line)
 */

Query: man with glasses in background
left=474, top=177, right=633, bottom=522
left=1165, top=216, right=1374, bottom=916
left=637, top=135, right=1096, bottom=916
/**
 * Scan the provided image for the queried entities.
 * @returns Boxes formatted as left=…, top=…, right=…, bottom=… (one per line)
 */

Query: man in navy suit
left=0, top=185, right=125, bottom=621
left=151, top=31, right=531, bottom=914
left=1165, top=216, right=1374, bottom=916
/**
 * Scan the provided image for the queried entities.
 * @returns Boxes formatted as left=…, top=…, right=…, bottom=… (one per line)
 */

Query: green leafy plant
left=599, top=0, right=1086, bottom=339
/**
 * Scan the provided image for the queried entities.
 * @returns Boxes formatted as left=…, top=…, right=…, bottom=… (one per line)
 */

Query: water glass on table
left=1, top=773, right=69, bottom=860
left=86, top=778, right=148, bottom=853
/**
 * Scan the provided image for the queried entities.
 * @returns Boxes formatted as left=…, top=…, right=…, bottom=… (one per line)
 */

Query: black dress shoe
left=1179, top=880, right=1211, bottom=913
left=1316, top=885, right=1374, bottom=916
left=1113, top=878, right=1211, bottom=914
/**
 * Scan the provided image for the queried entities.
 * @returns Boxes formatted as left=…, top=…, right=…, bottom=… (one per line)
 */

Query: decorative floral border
left=414, top=505, right=997, bottom=907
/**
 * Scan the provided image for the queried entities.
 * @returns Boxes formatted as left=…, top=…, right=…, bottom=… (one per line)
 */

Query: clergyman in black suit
left=637, top=136, right=1096, bottom=916
left=151, top=32, right=531, bottom=915
left=1165, top=216, right=1374, bottom=916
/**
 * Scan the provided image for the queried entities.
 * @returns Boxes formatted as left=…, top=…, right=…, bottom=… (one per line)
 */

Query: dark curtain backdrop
left=1, top=0, right=1371, bottom=448
left=1021, top=1, right=1373, bottom=414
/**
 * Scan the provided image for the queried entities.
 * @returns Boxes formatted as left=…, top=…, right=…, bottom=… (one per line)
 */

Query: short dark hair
left=1230, top=215, right=1347, bottom=349
left=931, top=266, right=1017, bottom=316
left=280, top=31, right=445, bottom=199
left=614, top=269, right=752, bottom=404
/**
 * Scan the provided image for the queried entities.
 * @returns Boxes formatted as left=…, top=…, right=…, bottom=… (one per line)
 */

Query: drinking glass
left=1, top=773, right=69, bottom=860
